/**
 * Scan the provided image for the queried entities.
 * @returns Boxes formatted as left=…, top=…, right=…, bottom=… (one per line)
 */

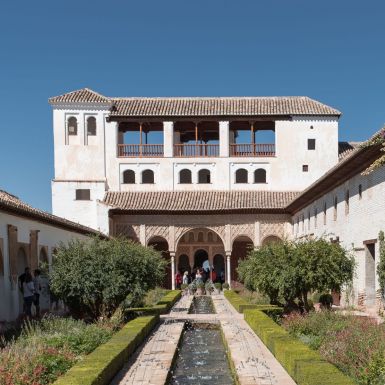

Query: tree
left=237, top=237, right=355, bottom=310
left=50, top=236, right=167, bottom=319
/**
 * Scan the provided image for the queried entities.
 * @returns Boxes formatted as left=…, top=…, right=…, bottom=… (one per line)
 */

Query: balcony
left=118, top=144, right=164, bottom=157
left=230, top=143, right=275, bottom=157
left=174, top=144, right=220, bottom=157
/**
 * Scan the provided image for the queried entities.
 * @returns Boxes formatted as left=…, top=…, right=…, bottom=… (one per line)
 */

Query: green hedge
left=224, top=290, right=280, bottom=313
left=124, top=290, right=181, bottom=317
left=53, top=315, right=158, bottom=385
left=244, top=309, right=356, bottom=385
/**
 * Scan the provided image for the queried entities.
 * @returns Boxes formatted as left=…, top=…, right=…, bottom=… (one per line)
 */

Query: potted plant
left=222, top=282, right=230, bottom=290
left=189, top=281, right=197, bottom=295
left=196, top=281, right=205, bottom=295
left=205, top=280, right=215, bottom=295
left=214, top=282, right=222, bottom=294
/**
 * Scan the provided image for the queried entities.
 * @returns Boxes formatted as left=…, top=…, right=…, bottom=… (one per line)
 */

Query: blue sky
left=1, top=0, right=384, bottom=212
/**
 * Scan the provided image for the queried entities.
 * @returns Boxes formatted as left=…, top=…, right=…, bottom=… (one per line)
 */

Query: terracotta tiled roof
left=49, top=88, right=341, bottom=117
left=338, top=141, right=362, bottom=160
left=102, top=191, right=299, bottom=213
left=109, top=96, right=341, bottom=117
left=0, top=190, right=104, bottom=236
left=48, top=88, right=111, bottom=104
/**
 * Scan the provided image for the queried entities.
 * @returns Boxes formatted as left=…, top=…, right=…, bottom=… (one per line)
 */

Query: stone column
left=163, top=121, right=174, bottom=157
left=219, top=121, right=230, bottom=157
left=139, top=224, right=146, bottom=245
left=170, top=252, right=176, bottom=290
left=226, top=252, right=231, bottom=287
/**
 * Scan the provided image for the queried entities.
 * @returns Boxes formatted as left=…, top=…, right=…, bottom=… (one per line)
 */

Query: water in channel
left=169, top=296, right=235, bottom=385
left=188, top=295, right=216, bottom=314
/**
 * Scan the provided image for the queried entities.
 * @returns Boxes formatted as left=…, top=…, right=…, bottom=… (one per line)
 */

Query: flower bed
left=0, top=316, right=120, bottom=385
left=283, top=311, right=385, bottom=385
left=225, top=290, right=355, bottom=385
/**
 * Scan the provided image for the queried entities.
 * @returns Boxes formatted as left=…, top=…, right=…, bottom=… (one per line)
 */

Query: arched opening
left=123, top=169, right=135, bottom=184
left=17, top=247, right=28, bottom=314
left=178, top=254, right=190, bottom=276
left=67, top=117, right=78, bottom=136
left=261, top=235, right=282, bottom=246
left=39, top=248, right=49, bottom=271
left=231, top=236, right=253, bottom=282
left=235, top=168, right=248, bottom=183
left=197, top=232, right=204, bottom=242
left=254, top=168, right=266, bottom=184
left=179, top=169, right=192, bottom=184
left=142, top=169, right=154, bottom=184
left=87, top=116, right=96, bottom=136
left=194, top=249, right=208, bottom=270
left=198, top=169, right=211, bottom=184
left=148, top=236, right=170, bottom=289
left=213, top=254, right=225, bottom=283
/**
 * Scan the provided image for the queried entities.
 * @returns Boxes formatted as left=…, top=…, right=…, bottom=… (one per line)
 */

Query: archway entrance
left=148, top=236, right=171, bottom=289
left=261, top=235, right=282, bottom=246
left=231, top=236, right=253, bottom=282
left=213, top=254, right=225, bottom=283
left=176, top=227, right=225, bottom=283
left=194, top=249, right=208, bottom=269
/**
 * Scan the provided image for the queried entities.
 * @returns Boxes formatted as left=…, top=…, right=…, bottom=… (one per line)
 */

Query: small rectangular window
left=308, top=139, right=316, bottom=150
left=302, top=165, right=309, bottom=172
left=358, top=184, right=362, bottom=199
left=75, top=189, right=90, bottom=200
left=345, top=190, right=350, bottom=215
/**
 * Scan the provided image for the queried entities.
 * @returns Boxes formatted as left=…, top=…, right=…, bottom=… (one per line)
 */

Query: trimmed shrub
left=319, top=293, right=333, bottom=308
left=53, top=315, right=158, bottom=385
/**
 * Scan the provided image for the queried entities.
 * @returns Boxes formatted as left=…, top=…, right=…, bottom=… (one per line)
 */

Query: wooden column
left=250, top=121, right=255, bottom=155
left=139, top=122, right=143, bottom=156
left=29, top=230, right=39, bottom=271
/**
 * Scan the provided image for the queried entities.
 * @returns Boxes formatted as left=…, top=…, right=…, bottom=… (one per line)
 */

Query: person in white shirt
left=23, top=273, right=35, bottom=318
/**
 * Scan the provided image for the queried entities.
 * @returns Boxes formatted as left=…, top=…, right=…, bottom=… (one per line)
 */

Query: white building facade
left=0, top=190, right=101, bottom=322
left=49, top=88, right=385, bottom=311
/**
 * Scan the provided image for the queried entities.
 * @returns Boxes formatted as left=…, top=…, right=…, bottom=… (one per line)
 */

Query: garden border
left=224, top=290, right=356, bottom=385
left=53, top=290, right=181, bottom=385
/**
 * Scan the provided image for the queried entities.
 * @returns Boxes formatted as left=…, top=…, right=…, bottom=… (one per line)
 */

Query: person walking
left=33, top=269, right=42, bottom=318
left=23, top=272, right=35, bottom=318
left=183, top=271, right=189, bottom=285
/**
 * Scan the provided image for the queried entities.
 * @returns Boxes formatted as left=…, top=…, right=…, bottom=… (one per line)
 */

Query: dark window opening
left=87, top=116, right=97, bottom=136
left=302, top=165, right=309, bottom=172
left=254, top=169, right=266, bottom=183
left=179, top=169, right=192, bottom=184
left=68, top=117, right=78, bottom=136
left=198, top=169, right=211, bottom=184
left=358, top=184, right=363, bottom=199
left=142, top=169, right=154, bottom=184
left=235, top=168, right=248, bottom=183
left=123, top=170, right=135, bottom=184
left=75, top=189, right=90, bottom=200
left=308, top=139, right=316, bottom=150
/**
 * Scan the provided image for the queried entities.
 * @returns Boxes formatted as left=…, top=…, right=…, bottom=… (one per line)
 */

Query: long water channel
left=168, top=296, right=235, bottom=385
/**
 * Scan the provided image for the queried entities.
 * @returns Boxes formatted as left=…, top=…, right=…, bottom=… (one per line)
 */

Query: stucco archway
left=261, top=235, right=282, bottom=246
left=231, top=235, right=253, bottom=282
left=148, top=236, right=171, bottom=289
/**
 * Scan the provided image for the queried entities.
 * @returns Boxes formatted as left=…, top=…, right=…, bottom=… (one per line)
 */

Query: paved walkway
left=111, top=294, right=296, bottom=385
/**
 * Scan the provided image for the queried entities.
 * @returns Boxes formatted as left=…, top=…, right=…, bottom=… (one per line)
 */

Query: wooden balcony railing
left=174, top=144, right=220, bottom=157
left=118, top=144, right=164, bottom=157
left=230, top=143, right=275, bottom=157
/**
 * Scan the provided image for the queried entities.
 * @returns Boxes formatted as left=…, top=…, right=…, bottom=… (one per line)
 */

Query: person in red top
left=175, top=271, right=182, bottom=289
left=211, top=269, right=217, bottom=283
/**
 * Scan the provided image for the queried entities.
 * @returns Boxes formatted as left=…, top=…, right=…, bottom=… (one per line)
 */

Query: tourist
left=195, top=269, right=203, bottom=283
left=18, top=267, right=30, bottom=313
left=23, top=272, right=35, bottom=318
left=175, top=271, right=182, bottom=289
left=183, top=271, right=189, bottom=285
left=33, top=269, right=42, bottom=317
left=212, top=269, right=217, bottom=282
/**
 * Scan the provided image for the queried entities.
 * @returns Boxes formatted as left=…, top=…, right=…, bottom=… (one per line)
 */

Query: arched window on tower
left=254, top=169, right=266, bottom=183
left=179, top=169, right=192, bottom=184
left=87, top=116, right=96, bottom=136
left=123, top=170, right=135, bottom=184
left=198, top=169, right=211, bottom=184
left=142, top=169, right=154, bottom=184
left=235, top=168, right=248, bottom=183
left=67, top=117, right=78, bottom=135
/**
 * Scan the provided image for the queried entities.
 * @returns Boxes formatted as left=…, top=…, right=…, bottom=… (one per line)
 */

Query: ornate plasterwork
left=114, top=223, right=140, bottom=241
left=146, top=225, right=170, bottom=245
left=260, top=221, right=285, bottom=241
left=230, top=223, right=255, bottom=244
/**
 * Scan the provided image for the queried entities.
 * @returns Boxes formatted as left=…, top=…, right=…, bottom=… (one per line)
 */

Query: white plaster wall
left=292, top=164, right=385, bottom=308
left=52, top=181, right=106, bottom=230
left=0, top=212, right=89, bottom=322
